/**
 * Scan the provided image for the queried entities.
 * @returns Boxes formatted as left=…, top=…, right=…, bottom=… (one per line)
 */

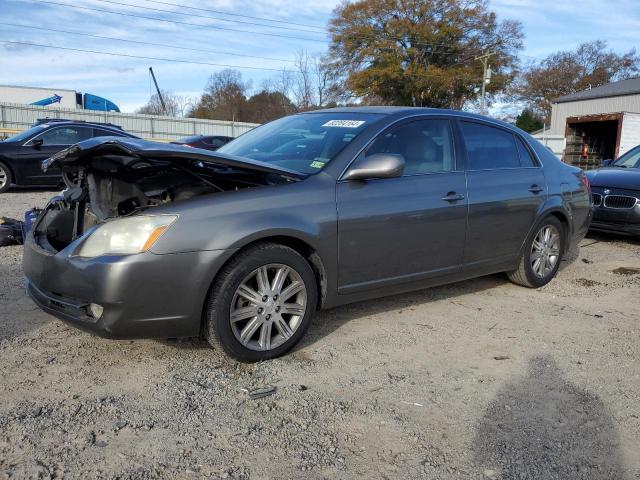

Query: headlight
left=75, top=215, right=178, bottom=257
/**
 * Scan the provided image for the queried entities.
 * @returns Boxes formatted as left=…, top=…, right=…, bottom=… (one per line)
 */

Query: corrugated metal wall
left=550, top=94, right=640, bottom=134
left=620, top=112, right=640, bottom=156
left=0, top=102, right=259, bottom=140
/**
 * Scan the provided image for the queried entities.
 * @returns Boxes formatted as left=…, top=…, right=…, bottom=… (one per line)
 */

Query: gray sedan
left=23, top=108, right=593, bottom=361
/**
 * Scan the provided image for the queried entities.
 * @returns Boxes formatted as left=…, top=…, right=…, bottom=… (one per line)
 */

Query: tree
left=245, top=91, right=296, bottom=123
left=515, top=109, right=544, bottom=133
left=189, top=69, right=249, bottom=121
left=136, top=90, right=187, bottom=117
left=326, top=0, right=523, bottom=108
left=518, top=41, right=639, bottom=121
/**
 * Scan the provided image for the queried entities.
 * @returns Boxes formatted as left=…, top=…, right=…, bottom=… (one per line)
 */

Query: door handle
left=529, top=184, right=544, bottom=194
left=441, top=192, right=465, bottom=202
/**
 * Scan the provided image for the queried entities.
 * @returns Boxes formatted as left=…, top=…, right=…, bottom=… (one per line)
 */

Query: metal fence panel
left=0, top=102, right=259, bottom=140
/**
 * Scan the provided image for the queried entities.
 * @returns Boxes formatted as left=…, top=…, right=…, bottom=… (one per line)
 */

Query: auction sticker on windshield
left=322, top=120, right=366, bottom=128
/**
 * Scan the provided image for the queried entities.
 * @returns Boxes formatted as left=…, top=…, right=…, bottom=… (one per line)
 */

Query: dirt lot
left=1, top=189, right=640, bottom=480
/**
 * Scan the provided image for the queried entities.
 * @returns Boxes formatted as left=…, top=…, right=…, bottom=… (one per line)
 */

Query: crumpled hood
left=586, top=167, right=640, bottom=191
left=42, top=136, right=305, bottom=179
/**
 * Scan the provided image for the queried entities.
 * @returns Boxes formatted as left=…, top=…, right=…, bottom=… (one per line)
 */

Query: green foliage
left=515, top=109, right=544, bottom=133
left=327, top=0, right=523, bottom=108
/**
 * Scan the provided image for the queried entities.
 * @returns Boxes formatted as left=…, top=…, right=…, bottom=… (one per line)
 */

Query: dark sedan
left=0, top=119, right=138, bottom=193
left=23, top=108, right=592, bottom=361
left=172, top=135, right=234, bottom=151
left=587, top=145, right=640, bottom=237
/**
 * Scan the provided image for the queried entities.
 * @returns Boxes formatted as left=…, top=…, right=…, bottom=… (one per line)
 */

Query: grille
left=592, top=193, right=602, bottom=206
left=604, top=195, right=637, bottom=209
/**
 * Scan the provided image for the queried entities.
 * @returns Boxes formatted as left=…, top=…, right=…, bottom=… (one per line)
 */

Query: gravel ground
left=1, top=189, right=639, bottom=480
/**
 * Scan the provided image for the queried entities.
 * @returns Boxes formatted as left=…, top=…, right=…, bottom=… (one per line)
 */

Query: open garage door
left=564, top=113, right=622, bottom=170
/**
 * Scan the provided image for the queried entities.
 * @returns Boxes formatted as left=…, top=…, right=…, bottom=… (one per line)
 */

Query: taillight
left=580, top=174, right=591, bottom=193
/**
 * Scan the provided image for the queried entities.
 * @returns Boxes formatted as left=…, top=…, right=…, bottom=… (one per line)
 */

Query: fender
left=516, top=194, right=572, bottom=259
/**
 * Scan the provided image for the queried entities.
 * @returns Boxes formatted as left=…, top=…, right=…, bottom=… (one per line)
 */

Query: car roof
left=303, top=106, right=519, bottom=132
left=33, top=118, right=125, bottom=130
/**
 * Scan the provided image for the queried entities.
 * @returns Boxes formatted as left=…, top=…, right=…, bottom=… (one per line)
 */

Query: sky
left=0, top=0, right=638, bottom=113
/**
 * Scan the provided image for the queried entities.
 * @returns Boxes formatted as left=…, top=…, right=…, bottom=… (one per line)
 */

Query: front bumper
left=589, top=218, right=640, bottom=236
left=23, top=232, right=234, bottom=339
left=589, top=205, right=640, bottom=237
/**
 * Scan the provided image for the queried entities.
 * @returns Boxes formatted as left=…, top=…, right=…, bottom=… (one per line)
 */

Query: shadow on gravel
left=585, top=230, right=640, bottom=246
left=473, top=355, right=625, bottom=480
left=300, top=273, right=508, bottom=350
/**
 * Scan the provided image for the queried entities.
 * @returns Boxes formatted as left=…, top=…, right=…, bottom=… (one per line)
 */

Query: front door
left=337, top=118, right=467, bottom=294
left=17, top=126, right=92, bottom=184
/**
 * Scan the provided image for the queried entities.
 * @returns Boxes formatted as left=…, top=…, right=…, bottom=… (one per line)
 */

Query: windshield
left=4, top=124, right=48, bottom=143
left=613, top=145, right=640, bottom=168
left=218, top=112, right=383, bottom=174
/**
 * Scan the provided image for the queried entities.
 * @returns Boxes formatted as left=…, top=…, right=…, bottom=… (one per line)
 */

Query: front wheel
left=507, top=217, right=565, bottom=288
left=205, top=243, right=317, bottom=361
left=0, top=161, right=12, bottom=193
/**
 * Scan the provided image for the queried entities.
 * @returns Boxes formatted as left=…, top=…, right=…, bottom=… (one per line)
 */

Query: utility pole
left=149, top=67, right=167, bottom=115
left=475, top=52, right=494, bottom=115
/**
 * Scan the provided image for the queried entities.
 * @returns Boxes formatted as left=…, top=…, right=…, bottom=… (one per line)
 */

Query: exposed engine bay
left=33, top=138, right=303, bottom=252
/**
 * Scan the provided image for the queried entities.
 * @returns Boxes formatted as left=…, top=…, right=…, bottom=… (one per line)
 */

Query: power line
left=138, top=0, right=326, bottom=31
left=1, top=39, right=482, bottom=81
left=90, top=0, right=328, bottom=35
left=0, top=40, right=290, bottom=72
left=23, top=0, right=495, bottom=55
left=24, top=0, right=328, bottom=43
left=1, top=22, right=296, bottom=63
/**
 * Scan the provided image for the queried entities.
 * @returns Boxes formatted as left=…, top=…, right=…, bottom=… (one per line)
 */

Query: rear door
left=336, top=117, right=468, bottom=293
left=18, top=126, right=92, bottom=183
left=458, top=120, right=547, bottom=269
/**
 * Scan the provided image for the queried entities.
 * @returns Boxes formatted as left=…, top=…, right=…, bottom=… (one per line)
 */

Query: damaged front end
left=35, top=137, right=303, bottom=253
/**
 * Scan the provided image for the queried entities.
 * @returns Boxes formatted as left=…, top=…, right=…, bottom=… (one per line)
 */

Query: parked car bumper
left=23, top=232, right=232, bottom=339
left=590, top=203, right=640, bottom=237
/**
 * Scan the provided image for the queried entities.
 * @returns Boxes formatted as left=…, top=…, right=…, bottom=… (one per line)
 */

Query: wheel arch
left=200, top=234, right=329, bottom=334
left=0, top=157, right=16, bottom=184
left=532, top=194, right=574, bottom=250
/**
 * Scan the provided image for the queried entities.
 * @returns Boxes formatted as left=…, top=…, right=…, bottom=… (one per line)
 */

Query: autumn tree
left=326, top=0, right=523, bottom=108
left=189, top=69, right=249, bottom=121
left=245, top=91, right=296, bottom=123
left=518, top=41, right=639, bottom=121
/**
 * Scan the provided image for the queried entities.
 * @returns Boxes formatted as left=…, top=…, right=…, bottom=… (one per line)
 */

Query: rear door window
left=461, top=122, right=520, bottom=170
left=515, top=136, right=537, bottom=167
left=94, top=128, right=125, bottom=137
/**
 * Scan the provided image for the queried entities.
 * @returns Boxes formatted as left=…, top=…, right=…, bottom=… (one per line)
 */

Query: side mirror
left=601, top=158, right=613, bottom=167
left=342, top=153, right=405, bottom=181
left=31, top=138, right=44, bottom=149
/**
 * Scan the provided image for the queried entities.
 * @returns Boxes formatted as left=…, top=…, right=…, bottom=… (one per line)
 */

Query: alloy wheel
left=530, top=225, right=561, bottom=278
left=229, top=263, right=307, bottom=351
left=0, top=165, right=7, bottom=190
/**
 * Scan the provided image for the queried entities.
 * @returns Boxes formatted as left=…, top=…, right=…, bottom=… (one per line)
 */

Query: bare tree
left=293, top=50, right=314, bottom=110
left=136, top=90, right=184, bottom=117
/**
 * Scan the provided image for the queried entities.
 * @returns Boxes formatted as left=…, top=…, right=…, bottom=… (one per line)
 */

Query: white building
left=533, top=77, right=640, bottom=168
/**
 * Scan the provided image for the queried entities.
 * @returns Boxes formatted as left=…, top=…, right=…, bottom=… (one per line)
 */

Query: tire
left=507, top=216, right=565, bottom=288
left=204, top=243, right=318, bottom=362
left=0, top=161, right=12, bottom=193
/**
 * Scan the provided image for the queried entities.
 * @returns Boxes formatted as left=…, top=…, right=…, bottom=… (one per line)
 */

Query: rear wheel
left=205, top=243, right=317, bottom=361
left=507, top=216, right=564, bottom=288
left=0, top=161, right=12, bottom=193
